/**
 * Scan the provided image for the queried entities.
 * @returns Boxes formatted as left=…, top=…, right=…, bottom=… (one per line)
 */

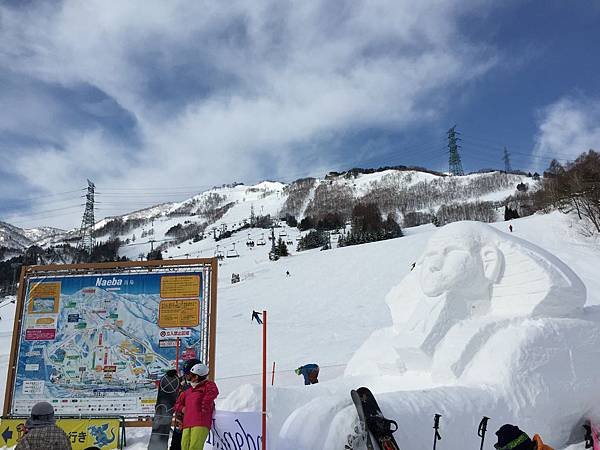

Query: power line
left=12, top=188, right=87, bottom=202
left=95, top=190, right=205, bottom=196
left=0, top=204, right=84, bottom=221
left=461, top=136, right=580, bottom=161
left=5, top=210, right=84, bottom=226
left=96, top=184, right=212, bottom=192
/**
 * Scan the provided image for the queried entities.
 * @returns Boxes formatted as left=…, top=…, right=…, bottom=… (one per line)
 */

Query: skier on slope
left=295, top=363, right=319, bottom=385
left=252, top=310, right=263, bottom=324
left=173, top=363, right=219, bottom=450
left=494, top=424, right=554, bottom=450
left=170, top=358, right=201, bottom=450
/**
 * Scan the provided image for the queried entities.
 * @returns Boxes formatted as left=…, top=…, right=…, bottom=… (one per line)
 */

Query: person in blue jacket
left=295, top=363, right=319, bottom=385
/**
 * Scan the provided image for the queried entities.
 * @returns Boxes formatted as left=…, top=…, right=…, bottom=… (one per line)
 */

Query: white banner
left=205, top=410, right=262, bottom=450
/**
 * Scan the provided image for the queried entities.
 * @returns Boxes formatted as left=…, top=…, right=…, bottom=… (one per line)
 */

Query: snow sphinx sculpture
left=345, top=221, right=586, bottom=378
left=278, top=222, right=600, bottom=450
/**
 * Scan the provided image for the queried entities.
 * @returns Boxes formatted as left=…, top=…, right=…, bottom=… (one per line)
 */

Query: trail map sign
left=3, top=259, right=217, bottom=419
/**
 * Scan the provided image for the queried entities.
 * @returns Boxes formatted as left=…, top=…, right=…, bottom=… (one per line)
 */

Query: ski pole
left=477, top=417, right=489, bottom=450
left=432, top=414, right=442, bottom=450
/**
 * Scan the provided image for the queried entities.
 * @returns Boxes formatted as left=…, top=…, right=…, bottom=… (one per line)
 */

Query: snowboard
left=349, top=387, right=400, bottom=450
left=147, top=370, right=181, bottom=450
left=348, top=389, right=374, bottom=450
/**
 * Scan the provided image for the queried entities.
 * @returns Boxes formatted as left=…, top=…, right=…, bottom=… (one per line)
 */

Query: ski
left=350, top=389, right=375, bottom=450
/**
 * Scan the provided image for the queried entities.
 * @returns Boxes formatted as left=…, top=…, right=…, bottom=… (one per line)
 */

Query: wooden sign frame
left=2, top=258, right=218, bottom=427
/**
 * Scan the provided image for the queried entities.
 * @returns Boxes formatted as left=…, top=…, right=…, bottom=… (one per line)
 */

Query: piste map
left=11, top=271, right=204, bottom=416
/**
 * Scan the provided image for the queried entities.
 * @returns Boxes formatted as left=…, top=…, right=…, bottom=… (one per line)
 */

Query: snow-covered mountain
left=20, top=226, right=65, bottom=244
left=1, top=169, right=535, bottom=262
left=3, top=169, right=537, bottom=266
left=0, top=221, right=34, bottom=251
left=0, top=222, right=65, bottom=253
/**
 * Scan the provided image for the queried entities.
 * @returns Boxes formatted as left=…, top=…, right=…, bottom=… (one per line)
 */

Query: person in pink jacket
left=173, top=363, right=219, bottom=450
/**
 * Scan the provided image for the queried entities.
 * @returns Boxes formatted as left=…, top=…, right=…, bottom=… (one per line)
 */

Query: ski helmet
left=183, top=358, right=202, bottom=375
left=190, top=363, right=209, bottom=377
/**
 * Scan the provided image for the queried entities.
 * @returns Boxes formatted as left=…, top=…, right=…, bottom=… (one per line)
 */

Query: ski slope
left=1, top=212, right=598, bottom=449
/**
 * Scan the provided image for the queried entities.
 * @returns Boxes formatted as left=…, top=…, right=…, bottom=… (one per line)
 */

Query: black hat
left=495, top=424, right=533, bottom=450
left=183, top=358, right=202, bottom=374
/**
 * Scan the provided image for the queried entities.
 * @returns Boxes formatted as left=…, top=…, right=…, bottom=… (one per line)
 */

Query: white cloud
left=0, top=0, right=500, bottom=228
left=533, top=96, right=600, bottom=169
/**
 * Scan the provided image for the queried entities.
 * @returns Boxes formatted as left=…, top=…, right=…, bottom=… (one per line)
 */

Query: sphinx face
left=419, top=238, right=488, bottom=298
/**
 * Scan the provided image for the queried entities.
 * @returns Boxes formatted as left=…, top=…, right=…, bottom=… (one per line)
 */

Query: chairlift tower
left=447, top=126, right=464, bottom=176
left=77, top=179, right=96, bottom=255
left=270, top=227, right=277, bottom=254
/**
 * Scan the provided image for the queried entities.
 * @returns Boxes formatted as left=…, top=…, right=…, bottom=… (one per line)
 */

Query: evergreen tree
left=338, top=205, right=403, bottom=247
left=275, top=238, right=289, bottom=257
left=285, top=215, right=298, bottom=227
left=297, top=230, right=328, bottom=251
left=298, top=216, right=314, bottom=231
left=90, top=239, right=122, bottom=262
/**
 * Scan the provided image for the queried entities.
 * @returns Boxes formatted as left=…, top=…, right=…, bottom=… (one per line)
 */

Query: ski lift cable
left=166, top=229, right=279, bottom=259
left=0, top=300, right=17, bottom=310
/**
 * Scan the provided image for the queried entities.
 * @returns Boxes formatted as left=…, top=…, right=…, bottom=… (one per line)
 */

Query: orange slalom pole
left=271, top=361, right=276, bottom=386
left=262, top=310, right=267, bottom=449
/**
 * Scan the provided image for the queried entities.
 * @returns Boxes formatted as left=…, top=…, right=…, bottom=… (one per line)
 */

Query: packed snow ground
left=1, top=212, right=598, bottom=449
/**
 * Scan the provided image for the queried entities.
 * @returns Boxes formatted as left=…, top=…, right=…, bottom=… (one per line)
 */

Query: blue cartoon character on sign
left=88, top=423, right=116, bottom=448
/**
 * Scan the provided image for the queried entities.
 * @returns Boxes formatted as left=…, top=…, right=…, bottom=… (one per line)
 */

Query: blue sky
left=0, top=0, right=599, bottom=229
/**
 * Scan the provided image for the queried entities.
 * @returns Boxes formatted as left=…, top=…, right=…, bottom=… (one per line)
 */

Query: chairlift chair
left=257, top=234, right=266, bottom=246
left=246, top=233, right=255, bottom=248
left=215, top=245, right=225, bottom=260
left=226, top=243, right=240, bottom=258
